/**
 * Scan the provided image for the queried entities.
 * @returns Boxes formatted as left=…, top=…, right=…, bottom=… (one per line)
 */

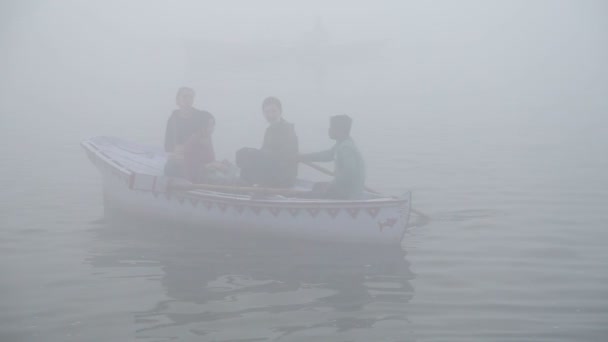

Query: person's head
left=176, top=87, right=195, bottom=109
left=329, top=115, right=352, bottom=141
left=262, top=96, right=282, bottom=123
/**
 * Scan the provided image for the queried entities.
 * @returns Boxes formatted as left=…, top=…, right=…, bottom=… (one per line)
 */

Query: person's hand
left=206, top=161, right=228, bottom=172
left=220, top=159, right=234, bottom=167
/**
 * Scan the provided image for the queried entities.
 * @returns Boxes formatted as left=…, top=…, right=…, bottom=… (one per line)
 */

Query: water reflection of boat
left=82, top=136, right=412, bottom=245
left=89, top=217, right=415, bottom=340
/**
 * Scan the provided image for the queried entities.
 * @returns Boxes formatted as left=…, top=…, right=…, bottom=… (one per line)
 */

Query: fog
left=1, top=1, right=608, bottom=341
left=3, top=1, right=606, bottom=145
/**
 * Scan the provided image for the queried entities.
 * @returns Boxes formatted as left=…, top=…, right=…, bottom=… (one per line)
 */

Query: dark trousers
left=236, top=147, right=296, bottom=188
left=236, top=148, right=274, bottom=186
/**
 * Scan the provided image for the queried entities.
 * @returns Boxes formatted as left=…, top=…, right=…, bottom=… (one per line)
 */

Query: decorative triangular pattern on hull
left=366, top=207, right=380, bottom=218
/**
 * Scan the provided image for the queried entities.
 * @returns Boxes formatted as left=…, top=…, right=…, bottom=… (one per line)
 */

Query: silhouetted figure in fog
left=164, top=87, right=214, bottom=181
left=299, top=115, right=366, bottom=199
left=236, top=97, right=299, bottom=188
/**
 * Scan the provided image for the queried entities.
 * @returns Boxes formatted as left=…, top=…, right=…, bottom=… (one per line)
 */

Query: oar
left=301, top=161, right=428, bottom=218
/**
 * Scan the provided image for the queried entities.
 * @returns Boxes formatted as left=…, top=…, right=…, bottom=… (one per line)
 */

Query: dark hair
left=330, top=115, right=352, bottom=136
left=262, top=96, right=282, bottom=112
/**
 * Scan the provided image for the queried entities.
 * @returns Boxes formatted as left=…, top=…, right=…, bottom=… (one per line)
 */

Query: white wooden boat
left=81, top=136, right=411, bottom=245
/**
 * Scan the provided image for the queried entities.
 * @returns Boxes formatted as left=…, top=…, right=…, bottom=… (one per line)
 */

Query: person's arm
left=299, top=148, right=335, bottom=163
left=275, top=124, right=298, bottom=158
left=164, top=115, right=175, bottom=152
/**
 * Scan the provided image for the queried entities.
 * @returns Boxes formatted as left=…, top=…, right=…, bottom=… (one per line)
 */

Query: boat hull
left=83, top=137, right=411, bottom=245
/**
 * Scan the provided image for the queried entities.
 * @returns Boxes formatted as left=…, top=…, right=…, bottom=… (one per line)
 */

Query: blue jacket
left=300, top=137, right=366, bottom=199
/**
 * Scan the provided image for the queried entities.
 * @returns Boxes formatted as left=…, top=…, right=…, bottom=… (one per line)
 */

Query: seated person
left=236, top=97, right=299, bottom=188
left=299, top=115, right=366, bottom=199
left=164, top=87, right=214, bottom=180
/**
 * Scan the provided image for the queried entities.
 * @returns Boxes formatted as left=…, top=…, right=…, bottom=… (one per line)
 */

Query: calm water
left=2, top=2, right=608, bottom=341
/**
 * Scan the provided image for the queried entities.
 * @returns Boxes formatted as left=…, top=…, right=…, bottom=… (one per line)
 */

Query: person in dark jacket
left=236, top=97, right=299, bottom=188
left=164, top=87, right=214, bottom=179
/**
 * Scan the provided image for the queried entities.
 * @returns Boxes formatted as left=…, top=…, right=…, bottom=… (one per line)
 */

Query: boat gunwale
left=181, top=189, right=410, bottom=207
left=81, top=140, right=134, bottom=177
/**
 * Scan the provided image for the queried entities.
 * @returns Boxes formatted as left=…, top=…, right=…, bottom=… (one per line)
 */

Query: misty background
left=1, top=0, right=607, bottom=341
